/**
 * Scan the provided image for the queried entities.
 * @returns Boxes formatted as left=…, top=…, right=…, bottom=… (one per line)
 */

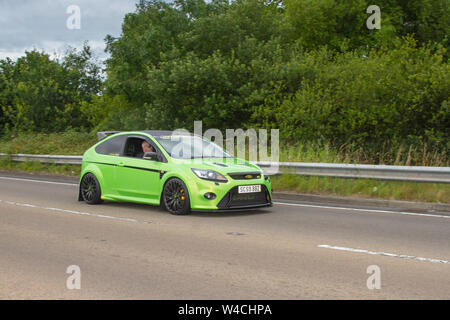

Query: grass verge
left=0, top=158, right=81, bottom=177
left=271, top=174, right=449, bottom=203
left=1, top=131, right=448, bottom=166
left=0, top=131, right=97, bottom=155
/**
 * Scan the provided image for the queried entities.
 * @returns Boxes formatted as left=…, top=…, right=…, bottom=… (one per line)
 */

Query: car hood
left=176, top=157, right=262, bottom=174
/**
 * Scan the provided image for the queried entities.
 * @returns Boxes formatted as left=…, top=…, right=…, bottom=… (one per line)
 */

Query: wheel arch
left=160, top=173, right=192, bottom=208
left=78, top=164, right=105, bottom=201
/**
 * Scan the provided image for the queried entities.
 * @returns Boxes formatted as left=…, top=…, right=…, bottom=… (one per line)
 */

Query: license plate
left=238, top=185, right=261, bottom=194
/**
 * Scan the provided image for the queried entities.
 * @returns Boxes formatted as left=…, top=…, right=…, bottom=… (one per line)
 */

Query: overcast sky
left=0, top=0, right=140, bottom=61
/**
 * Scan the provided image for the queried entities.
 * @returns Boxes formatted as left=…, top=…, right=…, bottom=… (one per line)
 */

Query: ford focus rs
left=78, top=131, right=272, bottom=215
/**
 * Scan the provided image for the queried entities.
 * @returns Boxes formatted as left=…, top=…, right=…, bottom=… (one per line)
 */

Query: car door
left=93, top=134, right=128, bottom=196
left=114, top=135, right=164, bottom=202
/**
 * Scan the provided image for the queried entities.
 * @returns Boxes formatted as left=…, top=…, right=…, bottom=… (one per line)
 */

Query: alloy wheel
left=163, top=178, right=190, bottom=215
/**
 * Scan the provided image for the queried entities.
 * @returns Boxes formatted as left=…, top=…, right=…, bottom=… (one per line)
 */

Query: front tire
left=162, top=178, right=190, bottom=215
left=80, top=173, right=103, bottom=204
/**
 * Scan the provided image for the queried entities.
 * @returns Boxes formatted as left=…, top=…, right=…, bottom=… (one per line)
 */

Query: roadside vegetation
left=271, top=175, right=450, bottom=204
left=0, top=131, right=96, bottom=155
left=1, top=131, right=448, bottom=166
left=0, top=158, right=80, bottom=176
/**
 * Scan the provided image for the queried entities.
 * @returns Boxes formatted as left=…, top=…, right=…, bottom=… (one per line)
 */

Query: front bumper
left=188, top=173, right=272, bottom=211
left=192, top=203, right=272, bottom=213
left=216, top=185, right=272, bottom=210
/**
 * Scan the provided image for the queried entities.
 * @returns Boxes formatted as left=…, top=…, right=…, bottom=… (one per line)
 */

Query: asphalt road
left=0, top=173, right=449, bottom=299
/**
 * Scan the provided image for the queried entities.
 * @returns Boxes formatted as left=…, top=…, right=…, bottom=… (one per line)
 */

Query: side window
left=95, top=135, right=127, bottom=156
left=123, top=135, right=167, bottom=162
left=123, top=137, right=148, bottom=158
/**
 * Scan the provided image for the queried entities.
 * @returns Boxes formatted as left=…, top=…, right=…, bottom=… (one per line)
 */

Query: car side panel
left=114, top=157, right=164, bottom=202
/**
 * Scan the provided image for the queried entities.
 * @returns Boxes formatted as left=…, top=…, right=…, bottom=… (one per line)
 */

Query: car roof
left=97, top=130, right=194, bottom=142
left=139, top=130, right=193, bottom=137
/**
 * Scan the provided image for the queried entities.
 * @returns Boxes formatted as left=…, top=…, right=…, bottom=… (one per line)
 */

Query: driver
left=137, top=140, right=155, bottom=158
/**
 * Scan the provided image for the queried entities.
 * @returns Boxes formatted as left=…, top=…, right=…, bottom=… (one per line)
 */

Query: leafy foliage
left=100, top=0, right=449, bottom=157
left=0, top=0, right=448, bottom=162
left=0, top=44, right=102, bottom=133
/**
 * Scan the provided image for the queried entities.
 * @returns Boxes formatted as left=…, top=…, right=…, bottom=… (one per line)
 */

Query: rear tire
left=80, top=173, right=103, bottom=205
left=162, top=178, right=190, bottom=215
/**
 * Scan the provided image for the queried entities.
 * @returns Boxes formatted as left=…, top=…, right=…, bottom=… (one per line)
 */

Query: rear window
left=95, top=135, right=127, bottom=156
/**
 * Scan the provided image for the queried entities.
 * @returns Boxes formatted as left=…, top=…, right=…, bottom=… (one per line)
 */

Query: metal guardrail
left=0, top=153, right=82, bottom=165
left=1, top=153, right=449, bottom=183
left=256, top=162, right=450, bottom=184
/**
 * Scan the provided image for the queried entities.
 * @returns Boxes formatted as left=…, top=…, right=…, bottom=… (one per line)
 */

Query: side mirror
left=143, top=151, right=158, bottom=161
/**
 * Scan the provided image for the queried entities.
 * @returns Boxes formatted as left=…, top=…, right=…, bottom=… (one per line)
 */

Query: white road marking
left=1, top=175, right=449, bottom=220
left=274, top=201, right=450, bottom=219
left=318, top=244, right=450, bottom=265
left=0, top=199, right=160, bottom=225
left=0, top=176, right=77, bottom=186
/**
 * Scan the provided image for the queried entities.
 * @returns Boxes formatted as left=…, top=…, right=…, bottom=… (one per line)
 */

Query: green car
left=78, top=131, right=272, bottom=215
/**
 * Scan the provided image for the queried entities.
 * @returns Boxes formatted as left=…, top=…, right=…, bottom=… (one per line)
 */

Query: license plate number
left=238, top=185, right=261, bottom=194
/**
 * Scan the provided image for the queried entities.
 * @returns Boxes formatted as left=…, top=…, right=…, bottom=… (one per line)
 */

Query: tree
left=283, top=0, right=449, bottom=51
left=0, top=44, right=102, bottom=133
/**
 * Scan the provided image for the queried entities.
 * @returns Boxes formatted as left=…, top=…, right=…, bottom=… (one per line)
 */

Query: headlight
left=191, top=168, right=227, bottom=182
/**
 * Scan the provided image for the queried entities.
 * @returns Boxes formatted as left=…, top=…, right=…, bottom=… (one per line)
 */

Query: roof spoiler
left=97, top=131, right=121, bottom=141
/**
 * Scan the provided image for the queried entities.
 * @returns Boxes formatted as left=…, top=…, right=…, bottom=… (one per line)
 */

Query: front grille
left=228, top=172, right=262, bottom=180
left=217, top=185, right=270, bottom=209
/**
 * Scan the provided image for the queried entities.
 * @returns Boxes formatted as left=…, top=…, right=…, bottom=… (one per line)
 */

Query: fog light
left=204, top=192, right=216, bottom=200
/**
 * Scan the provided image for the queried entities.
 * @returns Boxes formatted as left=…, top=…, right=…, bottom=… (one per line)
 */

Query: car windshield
left=154, top=135, right=232, bottom=159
